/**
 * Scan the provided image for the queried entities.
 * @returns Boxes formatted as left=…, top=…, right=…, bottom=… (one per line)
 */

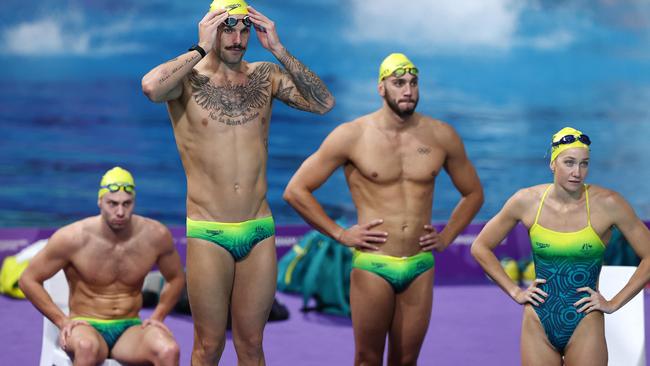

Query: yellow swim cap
left=98, top=167, right=136, bottom=199
left=209, top=0, right=249, bottom=14
left=550, top=127, right=591, bottom=162
left=378, top=53, right=418, bottom=83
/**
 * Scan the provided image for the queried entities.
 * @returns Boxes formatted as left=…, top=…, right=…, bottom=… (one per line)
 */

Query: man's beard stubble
left=384, top=90, right=418, bottom=118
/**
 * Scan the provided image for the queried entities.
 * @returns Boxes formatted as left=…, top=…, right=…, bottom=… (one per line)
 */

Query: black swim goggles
left=392, top=67, right=419, bottom=78
left=551, top=134, right=591, bottom=147
left=224, top=16, right=252, bottom=28
left=100, top=183, right=135, bottom=194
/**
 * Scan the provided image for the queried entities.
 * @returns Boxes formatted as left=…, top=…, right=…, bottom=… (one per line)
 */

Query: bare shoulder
left=247, top=60, right=273, bottom=68
left=506, top=184, right=548, bottom=215
left=134, top=216, right=174, bottom=249
left=587, top=184, right=626, bottom=209
left=47, top=218, right=91, bottom=254
left=135, top=215, right=171, bottom=238
left=248, top=61, right=278, bottom=75
left=514, top=184, right=548, bottom=203
left=417, top=116, right=463, bottom=149
left=340, top=116, right=368, bottom=135
left=422, top=116, right=457, bottom=137
left=324, top=117, right=366, bottom=146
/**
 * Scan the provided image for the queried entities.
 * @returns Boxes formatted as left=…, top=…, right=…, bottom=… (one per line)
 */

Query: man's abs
left=357, top=214, right=432, bottom=257
left=351, top=176, right=435, bottom=256
left=185, top=181, right=272, bottom=222
left=68, top=284, right=143, bottom=320
left=168, top=87, right=273, bottom=221
left=166, top=60, right=279, bottom=219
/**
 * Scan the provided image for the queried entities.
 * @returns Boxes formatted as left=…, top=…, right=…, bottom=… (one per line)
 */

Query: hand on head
left=246, top=6, right=282, bottom=53
left=198, top=9, right=229, bottom=53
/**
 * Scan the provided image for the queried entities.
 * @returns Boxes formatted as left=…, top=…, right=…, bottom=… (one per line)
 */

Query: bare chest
left=69, top=241, right=155, bottom=287
left=183, top=67, right=273, bottom=130
left=350, top=137, right=445, bottom=184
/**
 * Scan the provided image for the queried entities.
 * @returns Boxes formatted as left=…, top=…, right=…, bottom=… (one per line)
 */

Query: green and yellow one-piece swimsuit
left=528, top=184, right=605, bottom=352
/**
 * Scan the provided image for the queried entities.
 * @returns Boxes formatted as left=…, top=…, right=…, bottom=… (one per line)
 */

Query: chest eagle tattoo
left=190, top=63, right=272, bottom=125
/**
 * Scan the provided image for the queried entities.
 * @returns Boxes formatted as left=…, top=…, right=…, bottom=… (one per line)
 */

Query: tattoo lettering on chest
left=417, top=147, right=431, bottom=154
left=189, top=64, right=271, bottom=125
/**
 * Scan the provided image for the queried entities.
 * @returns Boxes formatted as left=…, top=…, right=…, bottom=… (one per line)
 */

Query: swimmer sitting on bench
left=20, top=167, right=185, bottom=366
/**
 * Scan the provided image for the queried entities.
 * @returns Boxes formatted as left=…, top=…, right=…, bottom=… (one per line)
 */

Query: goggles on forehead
left=381, top=66, right=419, bottom=81
left=551, top=134, right=591, bottom=147
left=224, top=16, right=252, bottom=28
left=391, top=67, right=418, bottom=78
left=100, top=183, right=135, bottom=194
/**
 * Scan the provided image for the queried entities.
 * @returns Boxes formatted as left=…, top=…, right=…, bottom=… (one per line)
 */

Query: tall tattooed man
left=141, top=0, right=334, bottom=364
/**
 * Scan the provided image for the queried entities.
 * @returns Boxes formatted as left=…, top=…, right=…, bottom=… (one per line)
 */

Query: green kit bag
left=277, top=227, right=352, bottom=317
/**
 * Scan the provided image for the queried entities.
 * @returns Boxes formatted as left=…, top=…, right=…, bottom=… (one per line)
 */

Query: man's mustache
left=225, top=45, right=246, bottom=51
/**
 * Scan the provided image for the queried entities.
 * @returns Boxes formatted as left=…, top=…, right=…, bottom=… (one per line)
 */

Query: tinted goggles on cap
left=391, top=67, right=418, bottom=78
left=224, top=16, right=252, bottom=27
left=100, top=183, right=135, bottom=194
left=551, top=134, right=591, bottom=147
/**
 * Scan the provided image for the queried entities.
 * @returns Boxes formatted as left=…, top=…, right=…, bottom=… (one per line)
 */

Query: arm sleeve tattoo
left=277, top=50, right=333, bottom=113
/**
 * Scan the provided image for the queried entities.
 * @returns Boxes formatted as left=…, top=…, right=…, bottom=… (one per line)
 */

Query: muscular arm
left=271, top=49, right=335, bottom=114
left=246, top=6, right=334, bottom=114
left=471, top=191, right=527, bottom=301
left=142, top=52, right=203, bottom=103
left=439, top=126, right=484, bottom=247
left=602, top=191, right=650, bottom=312
left=141, top=10, right=227, bottom=103
left=283, top=125, right=351, bottom=239
left=18, top=229, right=76, bottom=328
left=149, top=227, right=185, bottom=322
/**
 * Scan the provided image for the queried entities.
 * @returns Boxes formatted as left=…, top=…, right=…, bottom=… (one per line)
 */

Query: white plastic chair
left=39, top=269, right=123, bottom=366
left=599, top=265, right=646, bottom=366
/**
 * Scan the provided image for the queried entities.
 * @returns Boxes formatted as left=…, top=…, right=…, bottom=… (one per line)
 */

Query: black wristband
left=188, top=44, right=206, bottom=58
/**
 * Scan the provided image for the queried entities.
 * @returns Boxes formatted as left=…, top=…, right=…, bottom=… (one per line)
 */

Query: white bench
left=599, top=265, right=646, bottom=366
